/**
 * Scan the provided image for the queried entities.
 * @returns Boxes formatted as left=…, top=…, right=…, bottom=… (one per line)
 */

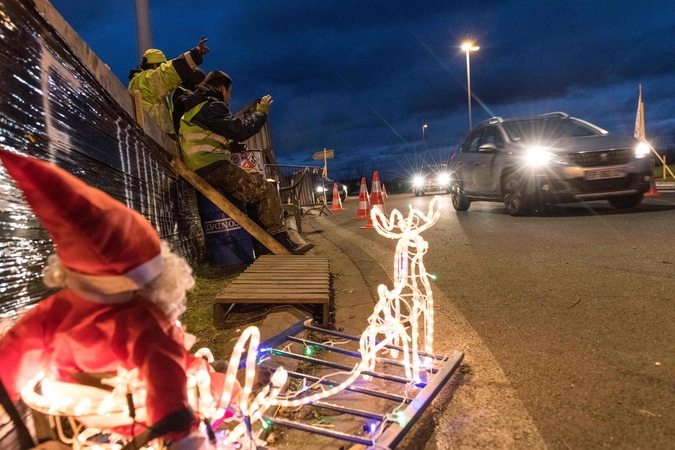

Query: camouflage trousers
left=202, top=160, right=285, bottom=235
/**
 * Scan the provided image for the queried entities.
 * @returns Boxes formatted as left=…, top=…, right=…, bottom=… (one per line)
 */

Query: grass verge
left=180, top=263, right=249, bottom=360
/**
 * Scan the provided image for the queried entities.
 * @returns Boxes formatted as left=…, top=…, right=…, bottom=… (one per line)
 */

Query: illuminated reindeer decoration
left=360, top=196, right=442, bottom=382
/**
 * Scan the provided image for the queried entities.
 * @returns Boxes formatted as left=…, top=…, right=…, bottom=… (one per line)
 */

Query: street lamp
left=134, top=0, right=153, bottom=59
left=461, top=41, right=479, bottom=130
left=422, top=124, right=428, bottom=152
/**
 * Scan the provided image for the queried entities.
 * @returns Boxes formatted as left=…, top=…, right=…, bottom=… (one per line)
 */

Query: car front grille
left=567, top=149, right=632, bottom=167
left=569, top=177, right=632, bottom=192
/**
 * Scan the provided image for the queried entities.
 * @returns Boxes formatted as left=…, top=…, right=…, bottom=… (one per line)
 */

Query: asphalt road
left=313, top=192, right=675, bottom=449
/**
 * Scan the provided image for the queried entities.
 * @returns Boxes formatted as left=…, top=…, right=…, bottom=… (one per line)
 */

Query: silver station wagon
left=449, top=112, right=653, bottom=215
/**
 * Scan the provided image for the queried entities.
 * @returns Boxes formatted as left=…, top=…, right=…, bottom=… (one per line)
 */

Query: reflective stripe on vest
left=180, top=101, right=231, bottom=171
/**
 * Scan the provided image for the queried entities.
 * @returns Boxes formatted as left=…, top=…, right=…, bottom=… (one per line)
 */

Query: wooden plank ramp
left=215, top=255, right=331, bottom=327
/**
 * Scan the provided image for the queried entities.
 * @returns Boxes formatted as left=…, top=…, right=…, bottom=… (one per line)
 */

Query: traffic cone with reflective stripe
left=382, top=183, right=388, bottom=198
left=645, top=177, right=660, bottom=197
left=331, top=182, right=344, bottom=211
left=360, top=171, right=386, bottom=229
left=360, top=209, right=376, bottom=229
left=370, top=171, right=387, bottom=216
left=355, top=177, right=370, bottom=219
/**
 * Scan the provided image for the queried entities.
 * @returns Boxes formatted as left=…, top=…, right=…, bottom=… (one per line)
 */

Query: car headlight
left=413, top=176, right=425, bottom=187
left=316, top=186, right=325, bottom=193
left=525, top=146, right=561, bottom=166
left=437, top=173, right=450, bottom=185
left=635, top=142, right=650, bottom=158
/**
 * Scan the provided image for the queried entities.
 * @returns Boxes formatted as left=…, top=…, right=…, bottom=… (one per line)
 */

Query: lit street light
left=461, top=41, right=479, bottom=130
left=422, top=124, right=428, bottom=152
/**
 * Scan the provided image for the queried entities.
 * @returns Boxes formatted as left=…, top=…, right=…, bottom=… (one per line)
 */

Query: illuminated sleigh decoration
left=21, top=327, right=288, bottom=449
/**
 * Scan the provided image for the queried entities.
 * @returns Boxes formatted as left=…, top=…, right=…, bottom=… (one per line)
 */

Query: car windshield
left=420, top=164, right=448, bottom=175
left=501, top=118, right=605, bottom=141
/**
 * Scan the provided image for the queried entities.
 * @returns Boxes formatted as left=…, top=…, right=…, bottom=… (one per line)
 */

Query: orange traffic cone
left=354, top=177, right=370, bottom=219
left=360, top=171, right=387, bottom=229
left=382, top=183, right=388, bottom=198
left=370, top=171, right=387, bottom=216
left=331, top=182, right=344, bottom=211
left=360, top=210, right=376, bottom=229
left=645, top=176, right=660, bottom=197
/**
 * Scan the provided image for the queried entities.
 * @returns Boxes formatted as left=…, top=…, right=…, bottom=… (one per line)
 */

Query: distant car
left=315, top=177, right=348, bottom=203
left=449, top=112, right=653, bottom=215
left=412, top=164, right=451, bottom=196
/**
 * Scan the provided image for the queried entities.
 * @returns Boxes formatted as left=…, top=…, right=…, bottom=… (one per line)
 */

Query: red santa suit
left=0, top=148, right=230, bottom=447
left=0, top=289, right=191, bottom=426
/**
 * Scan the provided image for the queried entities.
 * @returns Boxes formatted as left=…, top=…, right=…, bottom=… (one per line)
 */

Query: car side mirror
left=478, top=143, right=498, bottom=152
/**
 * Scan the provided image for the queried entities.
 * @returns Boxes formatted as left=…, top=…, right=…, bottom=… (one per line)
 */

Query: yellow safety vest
left=179, top=101, right=231, bottom=171
left=128, top=61, right=182, bottom=134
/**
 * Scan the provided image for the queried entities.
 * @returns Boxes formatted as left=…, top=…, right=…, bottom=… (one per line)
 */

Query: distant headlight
left=437, top=173, right=450, bottom=185
left=413, top=176, right=425, bottom=187
left=525, top=146, right=559, bottom=166
left=635, top=142, right=650, bottom=158
left=316, top=186, right=325, bottom=193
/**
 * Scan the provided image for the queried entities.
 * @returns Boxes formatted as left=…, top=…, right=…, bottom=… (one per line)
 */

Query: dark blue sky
left=50, top=0, right=675, bottom=179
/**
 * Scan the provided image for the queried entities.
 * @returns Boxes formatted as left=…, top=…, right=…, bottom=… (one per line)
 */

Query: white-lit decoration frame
left=20, top=197, right=442, bottom=448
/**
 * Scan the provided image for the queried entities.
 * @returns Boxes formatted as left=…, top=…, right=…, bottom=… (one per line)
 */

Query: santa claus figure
left=0, top=148, right=232, bottom=449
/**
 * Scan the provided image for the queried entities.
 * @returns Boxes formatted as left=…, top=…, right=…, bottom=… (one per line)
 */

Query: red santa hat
left=0, top=148, right=163, bottom=297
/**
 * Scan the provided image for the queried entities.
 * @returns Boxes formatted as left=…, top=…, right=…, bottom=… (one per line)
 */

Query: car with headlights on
left=314, top=176, right=348, bottom=203
left=412, top=164, right=452, bottom=196
left=448, top=112, right=653, bottom=215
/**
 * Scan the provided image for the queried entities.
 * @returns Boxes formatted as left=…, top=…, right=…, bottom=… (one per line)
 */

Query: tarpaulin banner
left=0, top=0, right=204, bottom=318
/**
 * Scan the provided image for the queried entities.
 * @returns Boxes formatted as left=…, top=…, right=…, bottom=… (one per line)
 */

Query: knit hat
left=143, top=48, right=167, bottom=65
left=0, top=148, right=163, bottom=296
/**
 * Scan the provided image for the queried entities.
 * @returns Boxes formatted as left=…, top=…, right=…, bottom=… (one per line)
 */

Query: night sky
left=49, top=0, right=675, bottom=179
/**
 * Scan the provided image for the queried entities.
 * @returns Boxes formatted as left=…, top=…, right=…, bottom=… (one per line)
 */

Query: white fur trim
left=62, top=252, right=164, bottom=298
left=124, top=252, right=165, bottom=286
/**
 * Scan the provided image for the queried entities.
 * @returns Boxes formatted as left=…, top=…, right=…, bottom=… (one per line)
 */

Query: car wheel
left=503, top=173, right=529, bottom=216
left=608, top=193, right=643, bottom=209
left=450, top=182, right=470, bottom=211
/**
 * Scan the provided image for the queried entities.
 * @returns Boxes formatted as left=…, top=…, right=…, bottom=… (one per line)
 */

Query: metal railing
left=265, top=164, right=330, bottom=216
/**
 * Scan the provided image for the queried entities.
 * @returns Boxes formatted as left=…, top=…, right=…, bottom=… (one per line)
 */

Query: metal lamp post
left=134, top=0, right=153, bottom=59
left=461, top=42, right=479, bottom=130
left=422, top=124, right=428, bottom=152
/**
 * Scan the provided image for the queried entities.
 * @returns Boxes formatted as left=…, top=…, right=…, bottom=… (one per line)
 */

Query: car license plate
left=584, top=167, right=626, bottom=180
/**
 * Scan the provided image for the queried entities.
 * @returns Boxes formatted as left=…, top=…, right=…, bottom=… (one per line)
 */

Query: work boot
left=272, top=231, right=314, bottom=255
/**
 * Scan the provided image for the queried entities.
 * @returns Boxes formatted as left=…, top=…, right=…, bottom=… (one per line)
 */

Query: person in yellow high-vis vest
left=179, top=71, right=313, bottom=255
left=128, top=37, right=209, bottom=136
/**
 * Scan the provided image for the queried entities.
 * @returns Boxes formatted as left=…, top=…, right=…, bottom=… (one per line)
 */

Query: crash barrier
left=215, top=255, right=330, bottom=327
left=0, top=0, right=204, bottom=320
left=265, top=164, right=331, bottom=216
left=196, top=190, right=255, bottom=268
left=251, top=317, right=463, bottom=448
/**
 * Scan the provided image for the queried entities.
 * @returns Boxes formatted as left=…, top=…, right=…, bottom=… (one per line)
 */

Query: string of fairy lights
left=20, top=196, right=443, bottom=449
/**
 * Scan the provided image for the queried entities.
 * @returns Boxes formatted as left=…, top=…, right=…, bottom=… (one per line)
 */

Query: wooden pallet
left=215, top=255, right=331, bottom=327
